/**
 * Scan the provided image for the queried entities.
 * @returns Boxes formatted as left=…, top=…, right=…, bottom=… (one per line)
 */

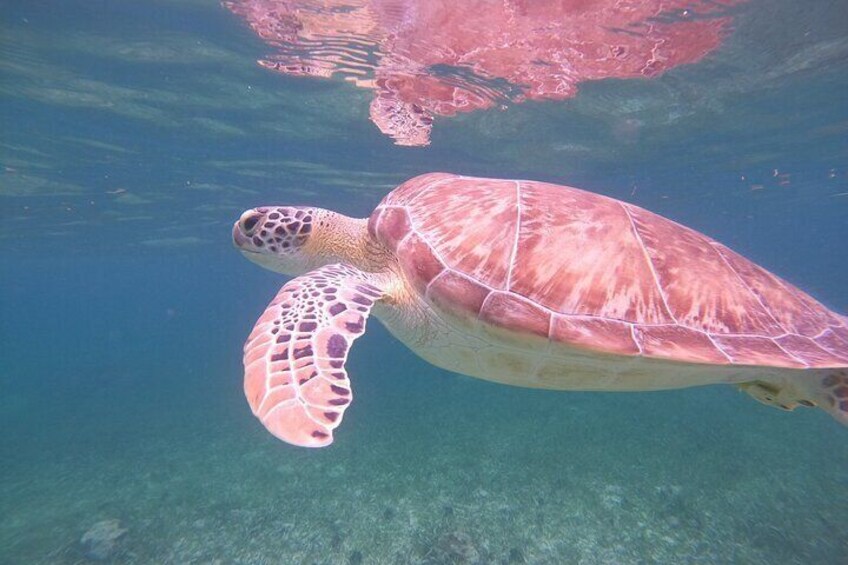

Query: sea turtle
left=233, top=172, right=848, bottom=447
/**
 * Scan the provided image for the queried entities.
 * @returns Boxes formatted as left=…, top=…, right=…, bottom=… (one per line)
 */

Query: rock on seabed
left=80, top=519, right=127, bottom=561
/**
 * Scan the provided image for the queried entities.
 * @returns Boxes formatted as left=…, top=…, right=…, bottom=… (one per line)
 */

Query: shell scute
left=391, top=175, right=517, bottom=288
left=479, top=292, right=550, bottom=341
left=371, top=206, right=411, bottom=252
left=427, top=270, right=490, bottom=324
left=551, top=316, right=639, bottom=357
left=776, top=335, right=842, bottom=366
left=632, top=325, right=730, bottom=365
left=512, top=183, right=674, bottom=324
left=712, top=335, right=806, bottom=367
left=814, top=329, right=848, bottom=363
left=626, top=206, right=783, bottom=335
left=710, top=242, right=834, bottom=335
left=396, top=232, right=444, bottom=294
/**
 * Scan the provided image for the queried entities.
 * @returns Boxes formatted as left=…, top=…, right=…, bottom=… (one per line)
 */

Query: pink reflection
left=225, top=0, right=744, bottom=146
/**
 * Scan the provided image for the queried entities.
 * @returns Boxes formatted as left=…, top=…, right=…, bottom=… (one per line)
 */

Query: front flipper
left=243, top=264, right=385, bottom=447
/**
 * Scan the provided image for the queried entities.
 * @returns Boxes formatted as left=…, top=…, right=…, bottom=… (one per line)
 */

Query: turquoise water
left=2, top=0, right=847, bottom=563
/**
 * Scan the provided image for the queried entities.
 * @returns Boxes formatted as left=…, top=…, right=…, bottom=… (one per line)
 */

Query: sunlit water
left=1, top=0, right=847, bottom=563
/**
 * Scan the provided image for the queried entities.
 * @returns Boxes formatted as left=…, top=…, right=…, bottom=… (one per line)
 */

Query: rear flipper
left=740, top=369, right=848, bottom=425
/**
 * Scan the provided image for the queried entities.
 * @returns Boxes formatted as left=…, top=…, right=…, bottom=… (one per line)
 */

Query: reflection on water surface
left=225, top=0, right=746, bottom=145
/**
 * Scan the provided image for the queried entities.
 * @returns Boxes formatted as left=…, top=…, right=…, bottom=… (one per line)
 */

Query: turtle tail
left=739, top=368, right=848, bottom=425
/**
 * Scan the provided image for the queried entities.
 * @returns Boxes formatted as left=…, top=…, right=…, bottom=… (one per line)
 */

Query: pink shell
left=372, top=173, right=848, bottom=368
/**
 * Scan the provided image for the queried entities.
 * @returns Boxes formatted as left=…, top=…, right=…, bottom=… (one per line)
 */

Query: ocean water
left=1, top=1, right=847, bottom=563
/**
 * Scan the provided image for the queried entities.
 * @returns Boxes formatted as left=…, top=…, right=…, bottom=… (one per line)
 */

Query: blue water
left=2, top=0, right=847, bottom=563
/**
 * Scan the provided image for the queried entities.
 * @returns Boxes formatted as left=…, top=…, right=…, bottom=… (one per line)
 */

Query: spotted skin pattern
left=821, top=370, right=848, bottom=424
left=239, top=206, right=315, bottom=254
left=242, top=264, right=383, bottom=447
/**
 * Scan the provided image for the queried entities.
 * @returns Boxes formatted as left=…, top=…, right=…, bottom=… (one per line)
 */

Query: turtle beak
left=234, top=209, right=267, bottom=251
left=232, top=221, right=251, bottom=250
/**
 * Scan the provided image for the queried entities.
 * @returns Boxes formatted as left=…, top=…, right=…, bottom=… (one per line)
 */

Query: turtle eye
left=240, top=212, right=261, bottom=235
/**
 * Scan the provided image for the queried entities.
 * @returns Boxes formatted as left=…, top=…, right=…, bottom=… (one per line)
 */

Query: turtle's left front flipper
left=242, top=264, right=386, bottom=447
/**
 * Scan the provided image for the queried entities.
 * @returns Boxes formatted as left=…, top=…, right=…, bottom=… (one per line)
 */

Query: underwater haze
left=2, top=0, right=847, bottom=563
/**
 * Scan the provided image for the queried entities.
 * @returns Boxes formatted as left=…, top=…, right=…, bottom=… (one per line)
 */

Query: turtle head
left=233, top=206, right=320, bottom=275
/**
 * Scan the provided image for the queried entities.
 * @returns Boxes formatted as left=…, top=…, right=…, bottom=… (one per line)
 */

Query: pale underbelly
left=375, top=302, right=793, bottom=392
left=411, top=339, right=781, bottom=391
